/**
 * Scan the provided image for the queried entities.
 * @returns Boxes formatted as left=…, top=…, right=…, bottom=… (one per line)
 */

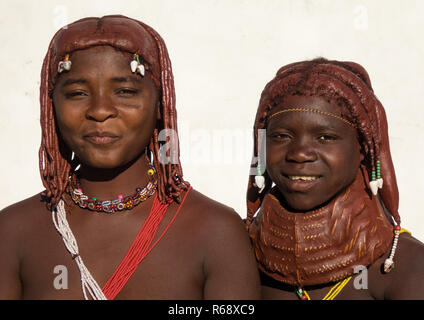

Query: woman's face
left=265, top=95, right=363, bottom=212
left=52, top=46, right=159, bottom=169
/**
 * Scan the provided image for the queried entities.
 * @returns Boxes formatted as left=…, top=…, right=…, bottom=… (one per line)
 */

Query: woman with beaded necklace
left=247, top=58, right=424, bottom=299
left=0, top=15, right=260, bottom=300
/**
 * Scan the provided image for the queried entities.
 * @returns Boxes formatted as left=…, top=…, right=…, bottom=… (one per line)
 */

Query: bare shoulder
left=0, top=193, right=49, bottom=236
left=181, top=188, right=247, bottom=233
left=178, top=188, right=260, bottom=299
left=383, top=233, right=424, bottom=299
left=0, top=192, right=49, bottom=299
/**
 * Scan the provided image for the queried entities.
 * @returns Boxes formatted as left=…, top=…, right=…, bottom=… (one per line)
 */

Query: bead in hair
left=130, top=54, right=145, bottom=76
left=58, top=54, right=71, bottom=73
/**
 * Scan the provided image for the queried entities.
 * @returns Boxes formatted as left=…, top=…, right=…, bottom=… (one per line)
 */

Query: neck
left=75, top=154, right=152, bottom=200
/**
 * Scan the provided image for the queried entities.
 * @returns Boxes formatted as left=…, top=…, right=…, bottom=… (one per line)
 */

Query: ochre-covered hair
left=39, top=15, right=188, bottom=209
left=246, top=58, right=400, bottom=227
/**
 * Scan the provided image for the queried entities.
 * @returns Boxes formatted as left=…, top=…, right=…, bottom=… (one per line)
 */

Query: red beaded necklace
left=102, top=185, right=192, bottom=300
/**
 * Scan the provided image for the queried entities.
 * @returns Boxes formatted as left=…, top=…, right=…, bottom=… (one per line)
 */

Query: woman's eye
left=269, top=132, right=291, bottom=141
left=318, top=134, right=338, bottom=141
left=64, top=91, right=87, bottom=99
left=116, top=88, right=138, bottom=96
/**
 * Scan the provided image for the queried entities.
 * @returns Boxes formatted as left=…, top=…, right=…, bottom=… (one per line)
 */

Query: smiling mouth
left=283, top=174, right=321, bottom=192
left=288, top=175, right=319, bottom=181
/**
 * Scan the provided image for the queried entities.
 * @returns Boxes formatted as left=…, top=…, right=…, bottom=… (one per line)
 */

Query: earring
left=130, top=54, right=145, bottom=76
left=369, top=158, right=383, bottom=195
left=376, top=159, right=383, bottom=188
left=254, top=164, right=265, bottom=193
left=58, top=54, right=72, bottom=73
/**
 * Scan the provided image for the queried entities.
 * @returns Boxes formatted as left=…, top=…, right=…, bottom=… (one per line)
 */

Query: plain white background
left=1, top=0, right=423, bottom=241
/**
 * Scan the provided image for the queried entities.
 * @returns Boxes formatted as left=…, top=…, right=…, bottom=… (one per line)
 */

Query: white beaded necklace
left=52, top=199, right=107, bottom=300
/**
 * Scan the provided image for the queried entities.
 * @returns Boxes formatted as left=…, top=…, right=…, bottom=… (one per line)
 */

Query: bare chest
left=19, top=207, right=205, bottom=299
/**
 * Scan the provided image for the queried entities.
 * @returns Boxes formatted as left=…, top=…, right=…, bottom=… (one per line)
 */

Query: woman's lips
left=84, top=132, right=120, bottom=145
left=282, top=174, right=321, bottom=192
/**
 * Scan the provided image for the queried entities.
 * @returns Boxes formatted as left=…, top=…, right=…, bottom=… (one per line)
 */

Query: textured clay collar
left=249, top=167, right=394, bottom=287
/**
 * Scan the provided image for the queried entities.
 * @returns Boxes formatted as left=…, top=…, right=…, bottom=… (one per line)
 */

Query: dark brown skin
left=0, top=46, right=260, bottom=300
left=266, top=96, right=363, bottom=212
left=259, top=95, right=424, bottom=300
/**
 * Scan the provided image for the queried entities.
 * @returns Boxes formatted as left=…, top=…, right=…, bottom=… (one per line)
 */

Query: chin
left=78, top=156, right=126, bottom=170
left=277, top=190, right=328, bottom=213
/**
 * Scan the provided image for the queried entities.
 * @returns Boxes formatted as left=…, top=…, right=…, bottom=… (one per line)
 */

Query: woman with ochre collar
left=247, top=58, right=424, bottom=300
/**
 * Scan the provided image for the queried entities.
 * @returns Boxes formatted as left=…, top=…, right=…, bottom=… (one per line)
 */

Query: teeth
left=288, top=176, right=318, bottom=181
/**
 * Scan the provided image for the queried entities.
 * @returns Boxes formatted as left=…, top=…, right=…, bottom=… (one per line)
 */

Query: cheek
left=53, top=106, right=83, bottom=149
left=124, top=108, right=157, bottom=145
left=326, top=142, right=362, bottom=184
left=265, top=142, right=286, bottom=182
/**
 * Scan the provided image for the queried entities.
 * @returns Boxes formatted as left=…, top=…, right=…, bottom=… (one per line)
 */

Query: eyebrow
left=111, top=76, right=142, bottom=84
left=61, top=78, right=88, bottom=87
left=60, top=76, right=142, bottom=87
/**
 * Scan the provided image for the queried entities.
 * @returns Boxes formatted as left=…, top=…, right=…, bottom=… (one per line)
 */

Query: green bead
left=92, top=197, right=97, bottom=201
left=295, top=290, right=303, bottom=298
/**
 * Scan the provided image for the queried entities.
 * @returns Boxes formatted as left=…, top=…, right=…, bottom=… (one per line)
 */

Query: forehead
left=52, top=45, right=159, bottom=97
left=267, top=95, right=353, bottom=130
left=53, top=46, right=145, bottom=89
left=68, top=46, right=131, bottom=71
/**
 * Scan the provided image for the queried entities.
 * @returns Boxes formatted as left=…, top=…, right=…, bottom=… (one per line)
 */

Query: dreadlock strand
left=138, top=20, right=187, bottom=200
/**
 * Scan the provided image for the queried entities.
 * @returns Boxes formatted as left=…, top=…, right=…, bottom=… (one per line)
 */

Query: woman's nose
left=285, top=138, right=317, bottom=163
left=85, top=93, right=118, bottom=122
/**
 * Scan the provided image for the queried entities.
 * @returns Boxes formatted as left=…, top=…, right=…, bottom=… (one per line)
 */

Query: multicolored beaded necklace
left=67, top=168, right=157, bottom=214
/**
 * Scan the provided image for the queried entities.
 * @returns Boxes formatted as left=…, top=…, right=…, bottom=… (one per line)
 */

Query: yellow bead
left=147, top=169, right=154, bottom=176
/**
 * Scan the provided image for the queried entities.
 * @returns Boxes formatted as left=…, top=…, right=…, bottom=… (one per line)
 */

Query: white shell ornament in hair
left=131, top=54, right=145, bottom=76
left=130, top=60, right=138, bottom=73
left=369, top=180, right=379, bottom=196
left=137, top=64, right=145, bottom=76
left=58, top=54, right=72, bottom=73
left=255, top=175, right=265, bottom=193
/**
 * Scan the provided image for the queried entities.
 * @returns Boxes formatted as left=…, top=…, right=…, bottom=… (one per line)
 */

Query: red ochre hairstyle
left=39, top=15, right=188, bottom=209
left=246, top=58, right=400, bottom=227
